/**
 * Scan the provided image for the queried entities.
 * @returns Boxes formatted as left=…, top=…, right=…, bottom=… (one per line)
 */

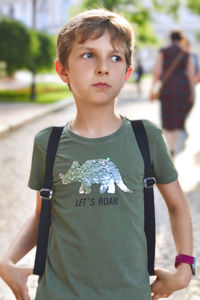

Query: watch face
left=191, top=257, right=196, bottom=275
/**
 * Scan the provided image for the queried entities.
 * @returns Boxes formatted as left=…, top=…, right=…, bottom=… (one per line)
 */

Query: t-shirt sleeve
left=28, top=127, right=52, bottom=190
left=143, top=120, right=178, bottom=184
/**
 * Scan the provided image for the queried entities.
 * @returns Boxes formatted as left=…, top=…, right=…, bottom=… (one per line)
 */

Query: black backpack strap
left=33, top=126, right=64, bottom=276
left=131, top=120, right=156, bottom=276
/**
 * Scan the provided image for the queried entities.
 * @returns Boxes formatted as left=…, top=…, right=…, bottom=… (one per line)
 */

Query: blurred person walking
left=134, top=57, right=144, bottom=96
left=150, top=30, right=195, bottom=156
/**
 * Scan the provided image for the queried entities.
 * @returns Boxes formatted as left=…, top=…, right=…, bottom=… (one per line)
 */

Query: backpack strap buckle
left=144, top=177, right=156, bottom=189
left=40, top=188, right=53, bottom=200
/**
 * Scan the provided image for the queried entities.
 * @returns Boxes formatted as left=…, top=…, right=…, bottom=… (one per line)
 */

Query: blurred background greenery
left=0, top=0, right=200, bottom=102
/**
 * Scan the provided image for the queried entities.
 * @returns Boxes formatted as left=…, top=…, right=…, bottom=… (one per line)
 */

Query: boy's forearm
left=0, top=213, right=40, bottom=265
left=156, top=181, right=193, bottom=293
left=169, top=203, right=193, bottom=284
left=158, top=180, right=193, bottom=256
left=169, top=203, right=193, bottom=256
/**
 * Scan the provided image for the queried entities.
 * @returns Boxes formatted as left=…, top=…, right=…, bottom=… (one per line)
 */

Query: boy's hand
left=0, top=259, right=33, bottom=300
left=151, top=265, right=192, bottom=300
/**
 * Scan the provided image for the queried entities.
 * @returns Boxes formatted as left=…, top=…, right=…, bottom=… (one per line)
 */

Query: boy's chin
left=73, top=93, right=118, bottom=106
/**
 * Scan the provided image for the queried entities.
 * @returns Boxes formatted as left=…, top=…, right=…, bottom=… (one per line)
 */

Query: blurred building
left=0, top=0, right=77, bottom=33
left=1, top=0, right=199, bottom=72
left=139, top=2, right=200, bottom=73
left=152, top=6, right=200, bottom=44
left=1, top=1, right=200, bottom=40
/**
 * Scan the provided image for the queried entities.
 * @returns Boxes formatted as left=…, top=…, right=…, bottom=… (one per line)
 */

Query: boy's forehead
left=74, top=32, right=125, bottom=52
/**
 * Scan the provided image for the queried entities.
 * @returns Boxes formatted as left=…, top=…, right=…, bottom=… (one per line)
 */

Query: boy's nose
left=96, top=59, right=109, bottom=75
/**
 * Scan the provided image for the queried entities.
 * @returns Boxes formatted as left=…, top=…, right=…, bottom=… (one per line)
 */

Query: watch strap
left=175, top=254, right=196, bottom=275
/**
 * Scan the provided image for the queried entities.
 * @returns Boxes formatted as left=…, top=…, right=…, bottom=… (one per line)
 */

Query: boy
left=0, top=9, right=194, bottom=300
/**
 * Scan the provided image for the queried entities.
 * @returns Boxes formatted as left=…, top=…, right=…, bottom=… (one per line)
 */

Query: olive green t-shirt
left=28, top=118, right=178, bottom=300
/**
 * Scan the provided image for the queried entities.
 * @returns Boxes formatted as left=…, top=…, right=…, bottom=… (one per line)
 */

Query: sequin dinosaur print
left=59, top=158, right=133, bottom=194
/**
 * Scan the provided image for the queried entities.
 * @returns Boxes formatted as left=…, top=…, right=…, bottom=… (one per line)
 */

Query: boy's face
left=56, top=31, right=132, bottom=107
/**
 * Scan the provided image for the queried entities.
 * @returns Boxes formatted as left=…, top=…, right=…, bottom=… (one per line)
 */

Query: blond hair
left=57, top=9, right=134, bottom=70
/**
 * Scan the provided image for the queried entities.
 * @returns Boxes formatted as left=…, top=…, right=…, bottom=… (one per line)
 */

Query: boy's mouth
left=92, top=82, right=110, bottom=88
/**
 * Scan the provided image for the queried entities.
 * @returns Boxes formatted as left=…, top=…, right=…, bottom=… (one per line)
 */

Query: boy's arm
left=151, top=179, right=193, bottom=299
left=0, top=191, right=41, bottom=300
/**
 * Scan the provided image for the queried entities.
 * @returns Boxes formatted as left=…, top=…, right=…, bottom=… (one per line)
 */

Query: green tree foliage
left=126, top=6, right=157, bottom=46
left=28, top=30, right=55, bottom=100
left=82, top=0, right=127, bottom=11
left=81, top=0, right=157, bottom=46
left=0, top=18, right=55, bottom=76
left=27, top=30, right=55, bottom=72
left=196, top=31, right=200, bottom=42
left=0, top=18, right=30, bottom=75
left=0, top=18, right=55, bottom=99
left=152, top=0, right=181, bottom=19
left=37, top=33, right=55, bottom=70
left=187, top=0, right=200, bottom=14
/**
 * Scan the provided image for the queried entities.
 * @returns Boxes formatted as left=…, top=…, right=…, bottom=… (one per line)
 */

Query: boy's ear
left=124, top=67, right=133, bottom=82
left=55, top=60, right=70, bottom=84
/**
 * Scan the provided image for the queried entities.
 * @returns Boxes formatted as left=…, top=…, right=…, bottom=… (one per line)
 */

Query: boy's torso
left=29, top=118, right=177, bottom=300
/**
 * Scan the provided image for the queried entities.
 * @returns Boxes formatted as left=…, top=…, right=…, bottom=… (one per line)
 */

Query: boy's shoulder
left=124, top=117, right=162, bottom=140
left=141, top=119, right=163, bottom=142
left=141, top=119, right=161, bottom=133
left=128, top=118, right=162, bottom=136
left=123, top=118, right=163, bottom=146
left=34, top=126, right=54, bottom=153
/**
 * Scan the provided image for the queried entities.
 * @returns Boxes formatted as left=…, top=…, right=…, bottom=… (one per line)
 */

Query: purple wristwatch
left=175, top=254, right=196, bottom=275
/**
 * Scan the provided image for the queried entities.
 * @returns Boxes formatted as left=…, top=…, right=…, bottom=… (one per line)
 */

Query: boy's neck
left=71, top=106, right=122, bottom=138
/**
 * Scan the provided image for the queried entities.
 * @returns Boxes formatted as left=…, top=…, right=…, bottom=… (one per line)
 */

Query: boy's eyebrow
left=76, top=46, right=95, bottom=51
left=76, top=46, right=125, bottom=54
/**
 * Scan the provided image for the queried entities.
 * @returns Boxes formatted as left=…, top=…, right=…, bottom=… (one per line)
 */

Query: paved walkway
left=0, top=73, right=73, bottom=137
left=0, top=98, right=74, bottom=137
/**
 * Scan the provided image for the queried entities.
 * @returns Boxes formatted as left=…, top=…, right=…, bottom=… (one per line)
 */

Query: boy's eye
left=82, top=53, right=93, bottom=59
left=112, top=55, right=121, bottom=62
